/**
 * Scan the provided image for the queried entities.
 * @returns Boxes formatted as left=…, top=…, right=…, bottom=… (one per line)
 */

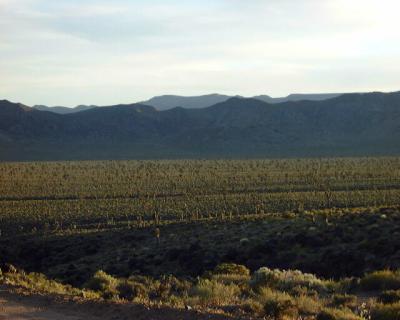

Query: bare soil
left=0, top=286, right=235, bottom=320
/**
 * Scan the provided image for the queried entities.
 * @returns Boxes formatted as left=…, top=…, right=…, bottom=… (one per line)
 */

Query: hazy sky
left=1, top=0, right=399, bottom=106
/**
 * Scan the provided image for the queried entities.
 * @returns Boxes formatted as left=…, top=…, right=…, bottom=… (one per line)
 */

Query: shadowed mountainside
left=140, top=93, right=343, bottom=110
left=253, top=93, right=342, bottom=104
left=32, top=93, right=343, bottom=113
left=1, top=91, right=399, bottom=160
left=33, top=105, right=96, bottom=114
left=140, top=93, right=233, bottom=111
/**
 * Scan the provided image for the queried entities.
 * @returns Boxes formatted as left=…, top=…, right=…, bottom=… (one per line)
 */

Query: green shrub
left=127, top=275, right=154, bottom=287
left=210, top=273, right=251, bottom=294
left=258, top=288, right=298, bottom=320
left=3, top=270, right=98, bottom=298
left=290, top=285, right=319, bottom=298
left=371, top=302, right=400, bottom=320
left=213, top=263, right=250, bottom=276
left=360, top=270, right=400, bottom=291
left=295, top=294, right=323, bottom=315
left=378, top=290, right=400, bottom=304
left=257, top=287, right=292, bottom=302
left=117, top=280, right=148, bottom=300
left=241, top=298, right=264, bottom=314
left=150, top=275, right=191, bottom=299
left=164, top=294, right=186, bottom=308
left=85, top=270, right=119, bottom=299
left=255, top=287, right=322, bottom=317
left=264, top=298, right=298, bottom=320
left=190, top=279, right=240, bottom=306
left=250, top=267, right=328, bottom=292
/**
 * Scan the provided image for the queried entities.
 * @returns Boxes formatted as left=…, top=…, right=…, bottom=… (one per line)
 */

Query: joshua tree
left=154, top=227, right=160, bottom=245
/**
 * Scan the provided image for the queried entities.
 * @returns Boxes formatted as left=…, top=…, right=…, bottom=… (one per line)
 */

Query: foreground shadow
left=0, top=285, right=240, bottom=320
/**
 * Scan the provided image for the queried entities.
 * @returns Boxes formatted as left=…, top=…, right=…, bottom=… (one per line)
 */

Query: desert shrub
left=156, top=275, right=191, bottom=298
left=338, top=277, right=360, bottom=293
left=378, top=290, right=400, bottom=304
left=256, top=287, right=292, bottom=303
left=190, top=279, right=240, bottom=306
left=210, top=273, right=251, bottom=294
left=80, top=290, right=100, bottom=299
left=258, top=287, right=298, bottom=320
left=316, top=308, right=361, bottom=320
left=295, top=294, right=323, bottom=315
left=85, top=270, right=119, bottom=299
left=250, top=267, right=328, bottom=293
left=164, top=294, right=186, bottom=308
left=290, top=285, right=319, bottom=298
left=117, top=280, right=148, bottom=300
left=241, top=298, right=264, bottom=314
left=213, top=263, right=250, bottom=276
left=331, top=294, right=358, bottom=308
left=125, top=275, right=166, bottom=299
left=371, top=302, right=400, bottom=320
left=2, top=270, right=98, bottom=299
left=264, top=298, right=298, bottom=319
left=256, top=286, right=322, bottom=316
left=127, top=275, right=154, bottom=287
left=360, top=270, right=400, bottom=291
left=2, top=264, right=17, bottom=274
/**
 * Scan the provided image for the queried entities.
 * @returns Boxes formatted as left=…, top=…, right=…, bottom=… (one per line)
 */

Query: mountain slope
left=141, top=93, right=344, bottom=110
left=31, top=93, right=343, bottom=114
left=1, top=92, right=399, bottom=160
left=33, top=105, right=96, bottom=114
left=140, top=94, right=233, bottom=111
left=254, top=93, right=342, bottom=104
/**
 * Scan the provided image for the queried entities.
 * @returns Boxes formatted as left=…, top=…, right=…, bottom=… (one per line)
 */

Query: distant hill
left=31, top=93, right=343, bottom=114
left=1, top=91, right=399, bottom=160
left=33, top=94, right=232, bottom=114
left=140, top=94, right=233, bottom=111
left=254, top=93, right=342, bottom=104
left=141, top=93, right=343, bottom=110
left=33, top=105, right=96, bottom=114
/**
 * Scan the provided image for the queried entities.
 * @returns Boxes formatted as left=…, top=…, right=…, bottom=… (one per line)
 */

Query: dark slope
left=0, top=100, right=63, bottom=138
left=254, top=93, right=342, bottom=104
left=0, top=92, right=399, bottom=160
left=63, top=104, right=159, bottom=139
left=140, top=94, right=233, bottom=111
left=31, top=93, right=342, bottom=114
left=142, top=93, right=343, bottom=110
left=156, top=93, right=400, bottom=156
left=33, top=105, right=97, bottom=114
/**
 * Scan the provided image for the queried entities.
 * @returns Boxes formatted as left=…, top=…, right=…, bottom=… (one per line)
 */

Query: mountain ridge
left=32, top=92, right=345, bottom=114
left=1, top=91, right=400, bottom=160
left=33, top=104, right=97, bottom=114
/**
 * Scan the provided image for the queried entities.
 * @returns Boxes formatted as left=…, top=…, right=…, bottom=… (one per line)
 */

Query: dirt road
left=0, top=286, right=235, bottom=320
left=0, top=287, right=103, bottom=320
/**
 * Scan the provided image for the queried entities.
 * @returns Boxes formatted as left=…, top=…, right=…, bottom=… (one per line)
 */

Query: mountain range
left=32, top=93, right=343, bottom=113
left=1, top=91, right=400, bottom=161
left=33, top=104, right=96, bottom=114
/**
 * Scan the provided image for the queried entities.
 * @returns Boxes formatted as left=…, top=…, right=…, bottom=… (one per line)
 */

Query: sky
left=0, top=0, right=400, bottom=107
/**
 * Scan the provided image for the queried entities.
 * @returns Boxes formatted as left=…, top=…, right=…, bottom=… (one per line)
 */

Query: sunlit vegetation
left=4, top=264, right=400, bottom=319
left=1, top=158, right=399, bottom=235
left=1, top=158, right=400, bottom=319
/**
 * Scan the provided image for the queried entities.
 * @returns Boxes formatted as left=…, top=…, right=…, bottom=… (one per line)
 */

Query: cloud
left=0, top=0, right=399, bottom=106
